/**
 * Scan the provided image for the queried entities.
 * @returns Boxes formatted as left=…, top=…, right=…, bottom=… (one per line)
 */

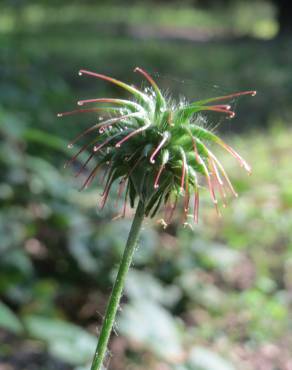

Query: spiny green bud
left=58, top=67, right=256, bottom=226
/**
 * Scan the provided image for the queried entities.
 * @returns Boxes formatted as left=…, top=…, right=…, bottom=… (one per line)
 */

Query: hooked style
left=58, top=67, right=256, bottom=226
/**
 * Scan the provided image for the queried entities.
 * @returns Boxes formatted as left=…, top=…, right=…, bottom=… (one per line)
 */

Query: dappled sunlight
left=0, top=1, right=291, bottom=370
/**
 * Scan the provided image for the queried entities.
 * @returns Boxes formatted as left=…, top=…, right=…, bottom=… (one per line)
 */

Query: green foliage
left=187, top=347, right=235, bottom=370
left=24, top=316, right=96, bottom=365
left=119, top=300, right=184, bottom=361
left=0, top=2, right=291, bottom=370
left=0, top=301, right=23, bottom=334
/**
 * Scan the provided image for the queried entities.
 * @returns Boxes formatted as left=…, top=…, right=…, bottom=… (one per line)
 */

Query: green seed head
left=58, top=68, right=256, bottom=226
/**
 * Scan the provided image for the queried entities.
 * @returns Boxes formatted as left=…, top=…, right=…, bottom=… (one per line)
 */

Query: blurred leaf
left=118, top=300, right=184, bottom=361
left=68, top=214, right=97, bottom=274
left=238, top=290, right=288, bottom=341
left=23, top=315, right=96, bottom=365
left=26, top=156, right=68, bottom=196
left=0, top=300, right=23, bottom=334
left=125, top=269, right=181, bottom=307
left=178, top=271, right=226, bottom=311
left=200, top=243, right=242, bottom=272
left=187, top=347, right=235, bottom=370
left=0, top=210, right=28, bottom=252
left=24, top=128, right=69, bottom=154
left=0, top=110, right=28, bottom=139
left=97, top=220, right=157, bottom=265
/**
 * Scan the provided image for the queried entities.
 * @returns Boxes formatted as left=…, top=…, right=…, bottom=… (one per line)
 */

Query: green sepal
left=128, top=177, right=137, bottom=208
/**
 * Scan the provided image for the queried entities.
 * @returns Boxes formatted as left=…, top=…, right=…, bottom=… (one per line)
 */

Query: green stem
left=90, top=200, right=145, bottom=370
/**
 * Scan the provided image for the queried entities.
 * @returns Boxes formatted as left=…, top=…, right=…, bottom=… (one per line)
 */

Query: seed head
left=58, top=67, right=256, bottom=225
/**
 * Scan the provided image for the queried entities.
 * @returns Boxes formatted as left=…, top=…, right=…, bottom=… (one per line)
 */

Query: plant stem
left=90, top=200, right=145, bottom=370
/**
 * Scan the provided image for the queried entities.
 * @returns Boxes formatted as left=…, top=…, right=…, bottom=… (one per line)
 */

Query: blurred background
left=0, top=0, right=292, bottom=369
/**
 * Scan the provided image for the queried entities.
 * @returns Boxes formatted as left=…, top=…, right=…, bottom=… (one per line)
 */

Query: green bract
left=58, top=68, right=256, bottom=225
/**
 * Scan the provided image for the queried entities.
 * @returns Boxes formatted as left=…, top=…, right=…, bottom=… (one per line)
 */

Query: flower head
left=58, top=68, right=256, bottom=225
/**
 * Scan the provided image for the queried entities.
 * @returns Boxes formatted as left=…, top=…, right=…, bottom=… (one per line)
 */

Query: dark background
left=0, top=1, right=292, bottom=369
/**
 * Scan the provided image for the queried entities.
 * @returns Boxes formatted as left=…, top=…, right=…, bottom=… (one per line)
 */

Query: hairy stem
left=90, top=200, right=145, bottom=370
